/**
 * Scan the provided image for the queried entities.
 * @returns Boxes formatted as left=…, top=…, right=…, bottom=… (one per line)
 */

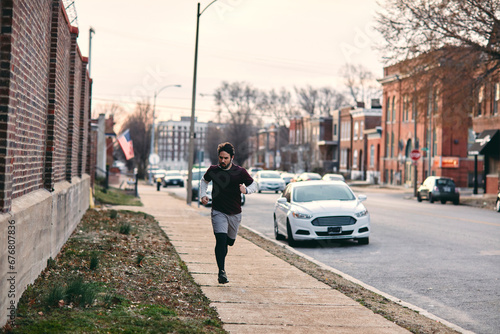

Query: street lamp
left=148, top=84, right=181, bottom=185
left=186, top=1, right=218, bottom=204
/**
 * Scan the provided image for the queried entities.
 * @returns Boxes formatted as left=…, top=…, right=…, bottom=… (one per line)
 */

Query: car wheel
left=274, top=215, right=285, bottom=240
left=496, top=200, right=500, bottom=212
left=429, top=193, right=434, bottom=203
left=180, top=182, right=184, bottom=188
left=453, top=199, right=459, bottom=205
left=241, top=194, right=245, bottom=206
left=441, top=200, right=446, bottom=204
left=275, top=190, right=279, bottom=193
left=357, top=237, right=369, bottom=245
left=417, top=193, right=422, bottom=202
left=286, top=221, right=297, bottom=247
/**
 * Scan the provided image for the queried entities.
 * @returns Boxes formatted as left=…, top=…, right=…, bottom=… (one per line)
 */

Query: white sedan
left=273, top=180, right=370, bottom=246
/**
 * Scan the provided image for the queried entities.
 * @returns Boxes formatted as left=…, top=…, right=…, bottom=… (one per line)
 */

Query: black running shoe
left=218, top=270, right=229, bottom=284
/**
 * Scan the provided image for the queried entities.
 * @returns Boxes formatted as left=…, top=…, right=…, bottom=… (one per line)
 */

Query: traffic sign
left=410, top=149, right=421, bottom=161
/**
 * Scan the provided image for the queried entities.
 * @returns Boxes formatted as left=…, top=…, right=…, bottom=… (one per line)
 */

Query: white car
left=322, top=173, right=345, bottom=182
left=254, top=171, right=286, bottom=193
left=273, top=180, right=370, bottom=246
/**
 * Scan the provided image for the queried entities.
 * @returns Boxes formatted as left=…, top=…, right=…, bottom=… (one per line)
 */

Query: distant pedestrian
left=199, top=142, right=257, bottom=284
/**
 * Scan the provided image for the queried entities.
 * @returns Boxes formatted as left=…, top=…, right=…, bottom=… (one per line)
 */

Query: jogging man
left=199, top=142, right=257, bottom=284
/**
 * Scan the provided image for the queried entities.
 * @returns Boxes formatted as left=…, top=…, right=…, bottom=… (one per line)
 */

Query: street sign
left=410, top=149, right=421, bottom=161
left=149, top=153, right=160, bottom=165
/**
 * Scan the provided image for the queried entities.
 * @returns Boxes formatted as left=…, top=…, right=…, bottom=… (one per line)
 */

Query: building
left=338, top=101, right=382, bottom=180
left=378, top=59, right=477, bottom=188
left=156, top=117, right=208, bottom=170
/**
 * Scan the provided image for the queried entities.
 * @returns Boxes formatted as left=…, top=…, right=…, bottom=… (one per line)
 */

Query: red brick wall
left=0, top=0, right=92, bottom=212
left=66, top=27, right=82, bottom=181
left=1, top=0, right=53, bottom=206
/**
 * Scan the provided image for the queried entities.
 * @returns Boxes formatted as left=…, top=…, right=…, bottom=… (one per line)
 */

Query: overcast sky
left=74, top=0, right=384, bottom=127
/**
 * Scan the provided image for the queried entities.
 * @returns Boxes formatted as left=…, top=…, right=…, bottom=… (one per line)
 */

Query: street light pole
left=187, top=1, right=218, bottom=205
left=148, top=84, right=181, bottom=185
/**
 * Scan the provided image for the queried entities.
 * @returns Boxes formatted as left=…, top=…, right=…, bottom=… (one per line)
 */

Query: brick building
left=378, top=60, right=477, bottom=188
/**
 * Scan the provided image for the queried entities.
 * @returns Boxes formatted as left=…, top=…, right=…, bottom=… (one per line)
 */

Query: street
left=164, top=185, right=500, bottom=334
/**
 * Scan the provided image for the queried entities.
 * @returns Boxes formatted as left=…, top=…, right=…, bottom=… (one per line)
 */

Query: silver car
left=254, top=171, right=286, bottom=193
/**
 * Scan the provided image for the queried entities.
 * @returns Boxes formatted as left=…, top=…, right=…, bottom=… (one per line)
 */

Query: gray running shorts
left=211, top=209, right=242, bottom=239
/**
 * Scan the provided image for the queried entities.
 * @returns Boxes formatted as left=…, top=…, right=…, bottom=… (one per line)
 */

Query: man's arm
left=240, top=181, right=258, bottom=194
left=199, top=177, right=210, bottom=198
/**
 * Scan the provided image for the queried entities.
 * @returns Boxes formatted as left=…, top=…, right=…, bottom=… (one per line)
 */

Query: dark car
left=190, top=169, right=207, bottom=201
left=417, top=176, right=459, bottom=205
left=163, top=170, right=184, bottom=187
left=496, top=191, right=500, bottom=212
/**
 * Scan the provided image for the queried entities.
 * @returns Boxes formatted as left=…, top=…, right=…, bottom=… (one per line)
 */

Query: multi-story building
left=378, top=61, right=477, bottom=188
left=467, top=79, right=500, bottom=193
left=339, top=101, right=382, bottom=180
left=156, top=116, right=208, bottom=170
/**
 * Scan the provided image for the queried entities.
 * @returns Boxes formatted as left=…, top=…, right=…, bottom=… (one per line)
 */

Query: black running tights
left=214, top=233, right=235, bottom=272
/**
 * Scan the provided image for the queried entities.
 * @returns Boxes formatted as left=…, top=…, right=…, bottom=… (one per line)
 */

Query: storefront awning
left=468, top=129, right=500, bottom=155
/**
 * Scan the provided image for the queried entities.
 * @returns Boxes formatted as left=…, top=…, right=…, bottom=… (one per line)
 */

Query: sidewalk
left=116, top=184, right=409, bottom=334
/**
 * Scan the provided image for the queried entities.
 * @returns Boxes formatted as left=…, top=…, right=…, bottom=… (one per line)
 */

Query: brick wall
left=0, top=0, right=92, bottom=211
left=0, top=0, right=94, bottom=326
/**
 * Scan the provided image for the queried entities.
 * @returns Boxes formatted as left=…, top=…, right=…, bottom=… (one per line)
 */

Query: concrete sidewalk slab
left=114, top=185, right=410, bottom=334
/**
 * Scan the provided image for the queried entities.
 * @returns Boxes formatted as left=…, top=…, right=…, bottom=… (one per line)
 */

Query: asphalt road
left=164, top=185, right=500, bottom=334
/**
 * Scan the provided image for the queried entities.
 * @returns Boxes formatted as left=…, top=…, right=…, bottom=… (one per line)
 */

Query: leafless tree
left=118, top=99, right=153, bottom=178
left=295, top=86, right=348, bottom=116
left=204, top=123, right=225, bottom=165
left=339, top=63, right=381, bottom=105
left=375, top=1, right=500, bottom=132
left=214, top=82, right=263, bottom=165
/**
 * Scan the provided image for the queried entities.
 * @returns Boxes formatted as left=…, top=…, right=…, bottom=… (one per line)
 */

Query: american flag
left=117, top=129, right=134, bottom=160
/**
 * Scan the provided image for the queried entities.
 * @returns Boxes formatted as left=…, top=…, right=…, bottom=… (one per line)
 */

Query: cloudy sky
left=73, top=0, right=385, bottom=126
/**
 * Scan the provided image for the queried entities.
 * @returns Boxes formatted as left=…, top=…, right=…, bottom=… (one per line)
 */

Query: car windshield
left=260, top=172, right=281, bottom=178
left=165, top=172, right=181, bottom=177
left=293, top=184, right=356, bottom=202
left=436, top=179, right=454, bottom=186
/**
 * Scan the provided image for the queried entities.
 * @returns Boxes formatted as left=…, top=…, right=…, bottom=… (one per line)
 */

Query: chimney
left=371, top=99, right=382, bottom=109
left=356, top=101, right=365, bottom=108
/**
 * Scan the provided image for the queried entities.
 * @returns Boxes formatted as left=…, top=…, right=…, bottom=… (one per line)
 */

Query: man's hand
left=239, top=184, right=247, bottom=194
left=201, top=196, right=209, bottom=205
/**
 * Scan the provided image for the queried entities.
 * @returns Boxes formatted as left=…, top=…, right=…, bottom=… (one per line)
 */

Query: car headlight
left=354, top=209, right=368, bottom=217
left=292, top=211, right=312, bottom=219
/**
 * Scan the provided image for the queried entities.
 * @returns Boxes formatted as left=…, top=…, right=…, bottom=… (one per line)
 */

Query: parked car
left=254, top=170, right=286, bottom=193
left=163, top=170, right=184, bottom=187
left=190, top=169, right=208, bottom=201
left=496, top=191, right=500, bottom=212
left=274, top=180, right=370, bottom=246
left=280, top=172, right=296, bottom=185
left=248, top=167, right=263, bottom=177
left=417, top=176, right=459, bottom=205
left=295, top=172, right=322, bottom=182
left=201, top=182, right=245, bottom=207
left=322, top=173, right=345, bottom=182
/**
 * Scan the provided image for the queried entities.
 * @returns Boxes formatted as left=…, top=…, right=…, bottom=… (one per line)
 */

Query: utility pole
left=88, top=27, right=95, bottom=77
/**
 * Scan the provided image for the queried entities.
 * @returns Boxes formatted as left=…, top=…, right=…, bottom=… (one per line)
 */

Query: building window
left=391, top=96, right=396, bottom=122
left=391, top=132, right=394, bottom=158
left=334, top=124, right=337, bottom=136
left=354, top=122, right=359, bottom=140
left=370, top=145, right=374, bottom=168
left=353, top=150, right=358, bottom=168
left=494, top=83, right=499, bottom=115
left=478, top=85, right=484, bottom=116
left=386, top=96, right=391, bottom=122
left=385, top=133, right=389, bottom=157
left=360, top=121, right=364, bottom=139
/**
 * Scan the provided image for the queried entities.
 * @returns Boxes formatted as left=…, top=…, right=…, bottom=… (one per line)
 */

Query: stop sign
left=410, top=149, right=421, bottom=161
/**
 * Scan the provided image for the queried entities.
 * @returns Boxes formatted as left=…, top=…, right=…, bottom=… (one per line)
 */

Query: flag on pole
left=117, top=129, right=134, bottom=160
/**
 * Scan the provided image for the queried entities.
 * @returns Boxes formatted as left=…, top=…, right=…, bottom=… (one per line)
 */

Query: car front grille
left=316, top=230, right=353, bottom=236
left=311, top=216, right=356, bottom=226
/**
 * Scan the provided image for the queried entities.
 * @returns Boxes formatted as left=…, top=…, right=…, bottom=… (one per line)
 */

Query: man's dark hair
left=217, top=142, right=235, bottom=157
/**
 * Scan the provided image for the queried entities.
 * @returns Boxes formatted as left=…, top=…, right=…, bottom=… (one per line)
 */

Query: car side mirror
left=277, top=197, right=287, bottom=204
left=358, top=194, right=367, bottom=202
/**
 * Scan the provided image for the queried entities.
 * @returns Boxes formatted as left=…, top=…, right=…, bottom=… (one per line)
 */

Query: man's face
left=218, top=151, right=232, bottom=169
